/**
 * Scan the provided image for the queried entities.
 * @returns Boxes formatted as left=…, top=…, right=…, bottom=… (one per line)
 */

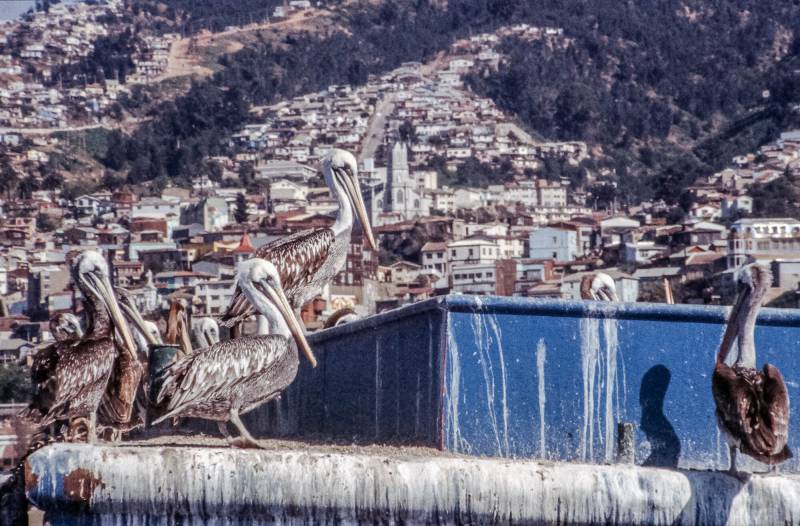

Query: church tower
left=384, top=141, right=423, bottom=219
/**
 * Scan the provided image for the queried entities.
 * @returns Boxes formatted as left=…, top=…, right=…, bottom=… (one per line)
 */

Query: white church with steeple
left=381, top=141, right=427, bottom=221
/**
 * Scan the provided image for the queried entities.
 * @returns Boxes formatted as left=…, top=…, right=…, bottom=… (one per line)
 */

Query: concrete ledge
left=24, top=442, right=800, bottom=525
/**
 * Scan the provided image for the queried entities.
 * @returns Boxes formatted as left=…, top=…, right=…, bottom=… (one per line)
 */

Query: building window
left=426, top=253, right=432, bottom=259
left=397, top=191, right=404, bottom=203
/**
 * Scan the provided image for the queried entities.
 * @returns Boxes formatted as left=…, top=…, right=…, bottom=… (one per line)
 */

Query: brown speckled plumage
left=153, top=335, right=298, bottom=423
left=220, top=228, right=336, bottom=327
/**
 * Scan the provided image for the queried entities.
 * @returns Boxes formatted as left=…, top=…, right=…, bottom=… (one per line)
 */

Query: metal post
left=616, top=422, right=635, bottom=464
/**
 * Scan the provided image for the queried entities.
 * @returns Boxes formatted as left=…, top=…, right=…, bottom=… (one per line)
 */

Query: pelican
left=49, top=313, right=83, bottom=341
left=152, top=259, right=316, bottom=448
left=98, top=287, right=164, bottom=436
left=323, top=307, right=360, bottom=329
left=193, top=317, right=220, bottom=349
left=712, top=263, right=791, bottom=477
left=220, top=148, right=377, bottom=331
left=20, top=251, right=137, bottom=442
left=579, top=272, right=619, bottom=302
left=166, top=297, right=193, bottom=358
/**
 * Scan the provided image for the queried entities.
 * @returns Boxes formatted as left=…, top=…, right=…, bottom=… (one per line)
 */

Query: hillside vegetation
left=107, top=0, right=800, bottom=204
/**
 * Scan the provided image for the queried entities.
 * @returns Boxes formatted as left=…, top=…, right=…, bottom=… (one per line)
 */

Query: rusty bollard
left=616, top=422, right=636, bottom=464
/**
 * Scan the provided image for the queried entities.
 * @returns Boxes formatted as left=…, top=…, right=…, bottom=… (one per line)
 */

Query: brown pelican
left=579, top=272, right=619, bottom=302
left=712, top=263, right=791, bottom=477
left=220, top=149, right=377, bottom=331
left=49, top=313, right=83, bottom=341
left=193, top=317, right=220, bottom=348
left=166, top=297, right=193, bottom=358
left=99, top=288, right=163, bottom=436
left=21, top=251, right=137, bottom=443
left=153, top=259, right=316, bottom=447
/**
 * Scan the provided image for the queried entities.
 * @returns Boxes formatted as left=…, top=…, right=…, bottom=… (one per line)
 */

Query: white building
left=529, top=227, right=578, bottom=261
left=195, top=279, right=236, bottom=315
left=728, top=218, right=800, bottom=268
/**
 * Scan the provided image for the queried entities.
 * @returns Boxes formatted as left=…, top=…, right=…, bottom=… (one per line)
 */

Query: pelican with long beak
left=153, top=258, right=316, bottom=448
left=166, top=298, right=193, bottom=358
left=712, top=263, right=791, bottom=477
left=193, top=317, right=220, bottom=349
left=220, top=148, right=377, bottom=332
left=579, top=272, right=620, bottom=302
left=98, top=287, right=164, bottom=436
left=20, top=251, right=137, bottom=443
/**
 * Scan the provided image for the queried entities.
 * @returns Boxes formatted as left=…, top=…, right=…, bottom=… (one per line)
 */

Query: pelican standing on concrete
left=221, top=149, right=377, bottom=331
left=153, top=259, right=316, bottom=448
left=579, top=272, right=619, bottom=302
left=712, top=263, right=791, bottom=476
left=21, top=251, right=137, bottom=442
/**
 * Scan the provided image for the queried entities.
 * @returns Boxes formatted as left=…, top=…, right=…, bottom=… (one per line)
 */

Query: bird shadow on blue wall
left=639, top=364, right=681, bottom=468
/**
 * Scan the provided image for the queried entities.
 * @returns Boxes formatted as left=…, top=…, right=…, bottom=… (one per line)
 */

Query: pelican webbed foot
left=228, top=409, right=265, bottom=449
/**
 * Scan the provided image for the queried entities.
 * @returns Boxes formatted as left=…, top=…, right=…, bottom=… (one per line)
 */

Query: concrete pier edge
left=24, top=443, right=800, bottom=525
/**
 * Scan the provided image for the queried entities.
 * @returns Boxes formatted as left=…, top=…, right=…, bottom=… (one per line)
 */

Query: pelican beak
left=179, top=309, right=193, bottom=357
left=266, top=281, right=317, bottom=368
left=719, top=286, right=750, bottom=363
left=120, top=300, right=159, bottom=346
left=340, top=168, right=377, bottom=252
left=82, top=271, right=136, bottom=359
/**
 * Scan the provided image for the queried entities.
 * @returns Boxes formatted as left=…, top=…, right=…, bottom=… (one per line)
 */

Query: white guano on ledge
left=25, top=443, right=800, bottom=525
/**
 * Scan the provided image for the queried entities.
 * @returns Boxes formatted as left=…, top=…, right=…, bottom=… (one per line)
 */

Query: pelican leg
left=727, top=446, right=750, bottom=482
left=228, top=409, right=263, bottom=449
left=87, top=412, right=97, bottom=444
left=217, top=421, right=233, bottom=443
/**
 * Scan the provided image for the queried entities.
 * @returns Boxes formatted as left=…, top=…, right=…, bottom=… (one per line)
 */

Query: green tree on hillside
left=234, top=193, right=248, bottom=223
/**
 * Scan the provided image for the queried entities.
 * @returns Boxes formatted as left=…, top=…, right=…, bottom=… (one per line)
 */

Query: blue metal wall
left=254, top=295, right=800, bottom=472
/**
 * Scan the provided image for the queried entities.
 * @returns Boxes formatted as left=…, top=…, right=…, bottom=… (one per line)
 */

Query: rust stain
left=24, top=461, right=38, bottom=493
left=63, top=468, right=103, bottom=503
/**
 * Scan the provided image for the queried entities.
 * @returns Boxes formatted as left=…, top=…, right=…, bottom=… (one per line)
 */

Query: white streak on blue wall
left=537, top=338, right=547, bottom=459
left=580, top=317, right=600, bottom=461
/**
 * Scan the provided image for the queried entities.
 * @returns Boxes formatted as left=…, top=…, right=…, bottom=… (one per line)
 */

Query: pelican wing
left=153, top=335, right=287, bottom=423
left=712, top=361, right=792, bottom=464
left=219, top=229, right=334, bottom=327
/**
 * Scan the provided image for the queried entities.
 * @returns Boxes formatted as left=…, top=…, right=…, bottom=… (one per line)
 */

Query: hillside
left=94, top=0, right=800, bottom=211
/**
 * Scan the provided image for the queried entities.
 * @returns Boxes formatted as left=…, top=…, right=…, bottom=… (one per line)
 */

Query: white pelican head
left=193, top=317, right=220, bottom=349
left=49, top=313, right=83, bottom=341
left=72, top=251, right=137, bottom=357
left=322, top=148, right=377, bottom=252
left=237, top=258, right=316, bottom=367
left=580, top=271, right=619, bottom=302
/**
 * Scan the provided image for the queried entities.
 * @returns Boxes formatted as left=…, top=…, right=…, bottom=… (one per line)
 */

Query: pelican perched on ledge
left=221, top=149, right=377, bottom=332
left=712, top=263, right=791, bottom=476
left=153, top=259, right=316, bottom=448
left=21, top=251, right=137, bottom=442
left=580, top=272, right=619, bottom=302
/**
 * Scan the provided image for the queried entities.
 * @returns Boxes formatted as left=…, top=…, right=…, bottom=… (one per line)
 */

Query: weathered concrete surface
left=24, top=441, right=800, bottom=525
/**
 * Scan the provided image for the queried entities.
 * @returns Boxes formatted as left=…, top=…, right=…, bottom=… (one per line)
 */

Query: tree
left=238, top=162, right=255, bottom=187
left=36, top=213, right=57, bottom=232
left=234, top=193, right=248, bottom=223
left=0, top=365, right=32, bottom=403
left=16, top=176, right=39, bottom=199
left=0, top=157, right=18, bottom=198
